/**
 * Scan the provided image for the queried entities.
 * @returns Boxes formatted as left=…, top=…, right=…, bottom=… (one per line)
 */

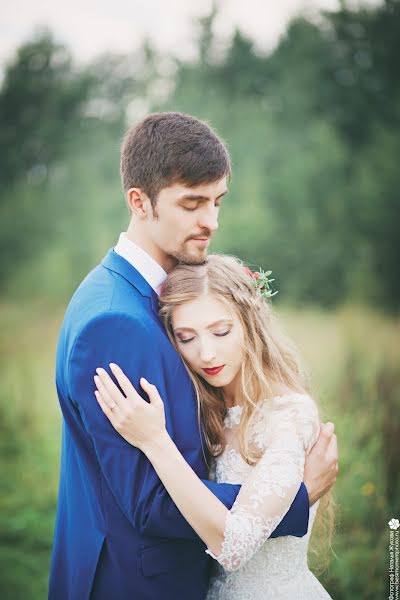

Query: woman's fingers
left=94, top=374, right=118, bottom=411
left=140, top=378, right=163, bottom=407
left=109, top=363, right=136, bottom=397
left=95, top=390, right=116, bottom=422
left=95, top=368, right=125, bottom=407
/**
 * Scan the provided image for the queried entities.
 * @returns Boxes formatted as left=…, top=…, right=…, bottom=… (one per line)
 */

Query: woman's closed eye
left=214, top=330, right=231, bottom=337
left=177, top=335, right=195, bottom=344
left=177, top=330, right=231, bottom=344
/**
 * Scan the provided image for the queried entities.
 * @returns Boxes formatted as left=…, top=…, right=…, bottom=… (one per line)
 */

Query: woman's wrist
left=142, top=430, right=172, bottom=457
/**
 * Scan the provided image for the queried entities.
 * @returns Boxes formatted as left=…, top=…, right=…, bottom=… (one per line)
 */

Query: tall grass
left=0, top=302, right=62, bottom=599
left=0, top=302, right=397, bottom=598
left=282, top=305, right=398, bottom=598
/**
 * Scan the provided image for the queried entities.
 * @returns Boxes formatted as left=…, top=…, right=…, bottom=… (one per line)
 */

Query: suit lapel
left=101, top=249, right=163, bottom=323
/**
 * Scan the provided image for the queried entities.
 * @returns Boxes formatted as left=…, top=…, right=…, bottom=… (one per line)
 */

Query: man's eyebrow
left=174, top=318, right=233, bottom=333
left=177, top=190, right=228, bottom=202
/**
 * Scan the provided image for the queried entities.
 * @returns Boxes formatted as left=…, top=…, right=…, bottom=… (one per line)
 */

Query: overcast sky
left=1, top=0, right=381, bottom=70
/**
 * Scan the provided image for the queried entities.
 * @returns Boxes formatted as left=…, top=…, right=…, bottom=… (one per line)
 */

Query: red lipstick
left=202, top=365, right=225, bottom=375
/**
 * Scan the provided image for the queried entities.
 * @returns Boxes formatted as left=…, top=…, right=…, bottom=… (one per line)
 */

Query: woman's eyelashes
left=214, top=329, right=231, bottom=337
left=177, top=330, right=231, bottom=344
left=178, top=336, right=195, bottom=344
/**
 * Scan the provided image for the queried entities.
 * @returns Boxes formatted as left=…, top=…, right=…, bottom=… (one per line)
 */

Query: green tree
left=0, top=29, right=91, bottom=186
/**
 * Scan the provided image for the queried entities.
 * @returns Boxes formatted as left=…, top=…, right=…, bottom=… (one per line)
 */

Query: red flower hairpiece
left=243, top=265, right=278, bottom=300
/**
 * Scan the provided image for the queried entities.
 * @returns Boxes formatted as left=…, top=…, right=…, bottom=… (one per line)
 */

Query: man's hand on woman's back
left=303, top=422, right=338, bottom=506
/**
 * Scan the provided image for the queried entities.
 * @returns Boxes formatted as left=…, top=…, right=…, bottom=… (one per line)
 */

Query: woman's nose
left=199, top=341, right=217, bottom=363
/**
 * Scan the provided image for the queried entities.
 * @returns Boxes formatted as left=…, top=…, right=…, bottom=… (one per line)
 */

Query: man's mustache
left=186, top=231, right=212, bottom=241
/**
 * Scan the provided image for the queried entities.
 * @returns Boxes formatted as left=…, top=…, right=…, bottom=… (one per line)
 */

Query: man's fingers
left=327, top=432, right=338, bottom=456
left=109, top=363, right=135, bottom=397
left=318, top=422, right=335, bottom=448
left=328, top=433, right=339, bottom=471
left=328, top=432, right=338, bottom=452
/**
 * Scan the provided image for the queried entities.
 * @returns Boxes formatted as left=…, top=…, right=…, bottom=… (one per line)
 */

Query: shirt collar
left=114, top=232, right=167, bottom=296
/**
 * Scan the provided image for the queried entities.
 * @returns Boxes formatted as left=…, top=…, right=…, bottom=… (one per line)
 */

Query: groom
left=49, top=112, right=338, bottom=600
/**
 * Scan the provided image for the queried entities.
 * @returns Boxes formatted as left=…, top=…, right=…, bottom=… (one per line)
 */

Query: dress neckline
left=223, top=392, right=310, bottom=429
left=224, top=405, right=243, bottom=428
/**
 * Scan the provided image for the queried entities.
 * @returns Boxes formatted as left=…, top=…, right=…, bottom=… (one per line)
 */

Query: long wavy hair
left=159, top=254, right=335, bottom=569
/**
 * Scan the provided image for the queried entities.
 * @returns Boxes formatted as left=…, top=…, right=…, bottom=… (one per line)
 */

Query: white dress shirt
left=114, top=232, right=167, bottom=296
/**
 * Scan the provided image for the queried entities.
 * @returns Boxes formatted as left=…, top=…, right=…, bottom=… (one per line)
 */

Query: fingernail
left=109, top=363, right=116, bottom=369
left=141, top=377, right=148, bottom=384
left=96, top=368, right=101, bottom=375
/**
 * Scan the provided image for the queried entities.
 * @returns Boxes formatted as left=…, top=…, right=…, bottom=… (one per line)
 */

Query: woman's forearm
left=144, top=432, right=227, bottom=554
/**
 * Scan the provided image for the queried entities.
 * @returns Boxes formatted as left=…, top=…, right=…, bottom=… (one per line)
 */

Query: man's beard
left=170, top=240, right=209, bottom=265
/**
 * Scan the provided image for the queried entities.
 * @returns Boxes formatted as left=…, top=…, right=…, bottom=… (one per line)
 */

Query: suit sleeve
left=68, top=311, right=240, bottom=540
left=68, top=311, right=309, bottom=540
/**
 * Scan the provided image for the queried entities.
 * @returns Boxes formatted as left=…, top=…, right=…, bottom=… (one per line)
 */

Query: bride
left=94, top=254, right=335, bottom=599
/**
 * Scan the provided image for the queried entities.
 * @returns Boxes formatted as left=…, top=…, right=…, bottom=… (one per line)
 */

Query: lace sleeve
left=206, top=393, right=319, bottom=571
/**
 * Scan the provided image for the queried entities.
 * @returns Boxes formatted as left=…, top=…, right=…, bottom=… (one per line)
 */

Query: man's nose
left=198, top=206, right=219, bottom=234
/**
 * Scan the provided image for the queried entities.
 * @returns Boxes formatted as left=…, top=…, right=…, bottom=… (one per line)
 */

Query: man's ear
left=127, top=188, right=152, bottom=219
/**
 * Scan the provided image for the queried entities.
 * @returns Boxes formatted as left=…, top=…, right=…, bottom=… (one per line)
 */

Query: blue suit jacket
left=48, top=249, right=310, bottom=600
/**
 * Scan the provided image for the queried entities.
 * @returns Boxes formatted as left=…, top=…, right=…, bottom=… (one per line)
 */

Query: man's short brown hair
left=120, top=112, right=231, bottom=210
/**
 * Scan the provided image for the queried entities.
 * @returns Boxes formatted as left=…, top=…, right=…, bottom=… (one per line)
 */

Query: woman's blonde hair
left=159, top=254, right=335, bottom=569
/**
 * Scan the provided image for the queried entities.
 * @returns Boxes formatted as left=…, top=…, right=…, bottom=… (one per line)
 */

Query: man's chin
left=173, top=248, right=208, bottom=266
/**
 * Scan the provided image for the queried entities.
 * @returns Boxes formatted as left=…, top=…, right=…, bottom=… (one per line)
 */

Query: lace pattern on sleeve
left=206, top=393, right=319, bottom=571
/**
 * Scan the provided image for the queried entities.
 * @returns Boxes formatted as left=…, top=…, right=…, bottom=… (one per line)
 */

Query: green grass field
left=0, top=302, right=397, bottom=598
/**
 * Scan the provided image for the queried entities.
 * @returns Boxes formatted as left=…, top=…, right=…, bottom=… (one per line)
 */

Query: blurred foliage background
left=0, top=1, right=399, bottom=598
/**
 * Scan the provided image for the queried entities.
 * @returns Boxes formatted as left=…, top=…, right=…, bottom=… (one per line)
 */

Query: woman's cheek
left=180, top=346, right=197, bottom=370
left=229, top=331, right=243, bottom=355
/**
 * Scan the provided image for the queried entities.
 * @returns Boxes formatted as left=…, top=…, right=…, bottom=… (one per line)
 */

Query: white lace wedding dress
left=205, top=393, right=332, bottom=600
